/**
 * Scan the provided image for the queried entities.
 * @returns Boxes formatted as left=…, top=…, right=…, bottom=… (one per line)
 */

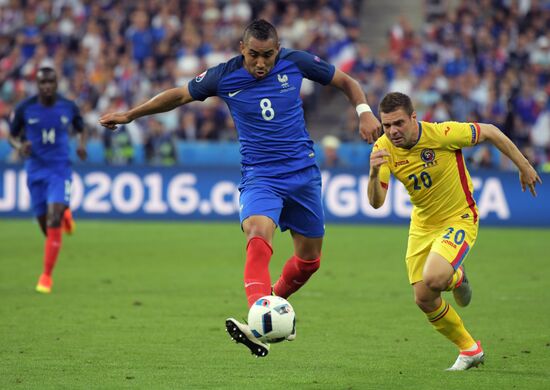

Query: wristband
left=356, top=103, right=372, bottom=116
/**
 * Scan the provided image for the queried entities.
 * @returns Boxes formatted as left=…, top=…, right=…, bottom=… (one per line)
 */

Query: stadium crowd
left=0, top=0, right=549, bottom=171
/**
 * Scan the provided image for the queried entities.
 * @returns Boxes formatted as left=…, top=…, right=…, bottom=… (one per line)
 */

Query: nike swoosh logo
left=244, top=281, right=263, bottom=288
left=228, top=90, right=243, bottom=97
left=28, top=118, right=40, bottom=124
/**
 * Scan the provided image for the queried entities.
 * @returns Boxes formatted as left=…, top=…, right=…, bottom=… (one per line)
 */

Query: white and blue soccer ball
left=248, top=296, right=295, bottom=343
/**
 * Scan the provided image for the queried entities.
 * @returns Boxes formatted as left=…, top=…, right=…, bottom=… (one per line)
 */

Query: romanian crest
left=420, top=148, right=436, bottom=164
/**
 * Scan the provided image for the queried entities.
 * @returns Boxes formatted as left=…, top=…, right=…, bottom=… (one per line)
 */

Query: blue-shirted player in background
left=9, top=67, right=87, bottom=293
left=99, top=20, right=381, bottom=357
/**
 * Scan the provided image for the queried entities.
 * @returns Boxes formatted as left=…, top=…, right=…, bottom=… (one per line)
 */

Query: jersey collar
left=410, top=121, right=422, bottom=148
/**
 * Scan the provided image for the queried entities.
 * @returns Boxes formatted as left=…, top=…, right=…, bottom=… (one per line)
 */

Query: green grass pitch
left=1, top=220, right=549, bottom=389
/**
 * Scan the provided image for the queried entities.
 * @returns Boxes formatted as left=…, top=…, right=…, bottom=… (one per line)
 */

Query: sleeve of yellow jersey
left=372, top=139, right=391, bottom=189
left=437, top=121, right=480, bottom=150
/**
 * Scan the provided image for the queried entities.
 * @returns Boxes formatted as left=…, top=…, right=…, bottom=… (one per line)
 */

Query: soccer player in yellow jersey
left=368, top=92, right=542, bottom=371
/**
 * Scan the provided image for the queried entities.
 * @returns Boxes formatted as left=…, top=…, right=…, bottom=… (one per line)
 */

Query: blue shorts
left=238, top=165, right=324, bottom=238
left=27, top=167, right=72, bottom=216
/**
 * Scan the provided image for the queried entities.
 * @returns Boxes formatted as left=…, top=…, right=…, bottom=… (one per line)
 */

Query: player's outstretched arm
left=329, top=69, right=381, bottom=144
left=368, top=149, right=390, bottom=208
left=478, top=123, right=542, bottom=196
left=99, top=85, right=194, bottom=130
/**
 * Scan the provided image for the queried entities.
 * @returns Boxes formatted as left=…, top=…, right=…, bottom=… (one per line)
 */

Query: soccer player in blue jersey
left=99, top=19, right=381, bottom=357
left=9, top=67, right=87, bottom=293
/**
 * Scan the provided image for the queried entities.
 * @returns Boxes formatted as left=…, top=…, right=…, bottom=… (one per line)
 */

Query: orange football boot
left=36, top=273, right=53, bottom=293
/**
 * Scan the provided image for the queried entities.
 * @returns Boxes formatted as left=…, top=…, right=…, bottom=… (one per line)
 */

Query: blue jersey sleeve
left=187, top=65, right=224, bottom=101
left=283, top=49, right=335, bottom=85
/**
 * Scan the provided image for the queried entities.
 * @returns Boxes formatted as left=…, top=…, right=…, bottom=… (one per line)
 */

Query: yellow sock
left=426, top=299, right=475, bottom=350
left=445, top=267, right=463, bottom=291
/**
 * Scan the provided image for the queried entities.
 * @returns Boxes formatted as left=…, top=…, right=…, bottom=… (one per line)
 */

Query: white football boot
left=225, top=318, right=270, bottom=357
left=446, top=341, right=485, bottom=371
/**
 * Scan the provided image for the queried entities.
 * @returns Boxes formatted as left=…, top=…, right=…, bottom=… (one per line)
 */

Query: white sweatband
left=356, top=103, right=372, bottom=116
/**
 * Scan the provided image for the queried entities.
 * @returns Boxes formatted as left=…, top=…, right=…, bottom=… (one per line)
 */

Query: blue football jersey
left=188, top=48, right=335, bottom=176
left=10, top=94, right=84, bottom=174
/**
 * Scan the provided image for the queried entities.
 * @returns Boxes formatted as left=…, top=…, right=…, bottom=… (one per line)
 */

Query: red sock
left=273, top=255, right=320, bottom=299
left=244, top=237, right=273, bottom=307
left=43, top=227, right=62, bottom=276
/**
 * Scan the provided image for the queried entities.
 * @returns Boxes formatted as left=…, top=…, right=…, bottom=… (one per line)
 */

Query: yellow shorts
left=405, top=218, right=478, bottom=284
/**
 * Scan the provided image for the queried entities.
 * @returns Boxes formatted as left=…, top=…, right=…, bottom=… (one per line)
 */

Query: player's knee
left=423, top=275, right=447, bottom=292
left=47, top=215, right=62, bottom=227
left=296, top=248, right=321, bottom=261
left=243, top=219, right=274, bottom=242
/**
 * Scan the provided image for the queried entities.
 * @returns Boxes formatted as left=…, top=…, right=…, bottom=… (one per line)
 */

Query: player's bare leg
left=425, top=253, right=472, bottom=307
left=422, top=253, right=456, bottom=292
left=36, top=203, right=65, bottom=293
left=292, top=232, right=323, bottom=261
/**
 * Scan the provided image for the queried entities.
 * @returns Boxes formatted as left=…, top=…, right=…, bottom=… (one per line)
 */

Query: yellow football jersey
left=373, top=121, right=480, bottom=228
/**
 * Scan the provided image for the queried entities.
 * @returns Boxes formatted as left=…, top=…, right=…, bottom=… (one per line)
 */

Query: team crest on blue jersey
left=195, top=70, right=207, bottom=82
left=421, top=148, right=435, bottom=163
left=278, top=73, right=290, bottom=88
left=277, top=73, right=295, bottom=93
left=278, top=74, right=288, bottom=83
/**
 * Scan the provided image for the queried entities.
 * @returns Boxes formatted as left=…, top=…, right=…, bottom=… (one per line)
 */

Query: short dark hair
left=242, top=19, right=278, bottom=44
left=379, top=92, right=414, bottom=116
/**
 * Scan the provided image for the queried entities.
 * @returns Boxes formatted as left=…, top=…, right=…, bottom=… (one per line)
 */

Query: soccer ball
left=248, top=296, right=295, bottom=343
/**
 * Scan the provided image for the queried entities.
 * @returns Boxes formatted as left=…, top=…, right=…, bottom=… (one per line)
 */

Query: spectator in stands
left=126, top=10, right=155, bottom=67
left=469, top=145, right=495, bottom=170
left=530, top=35, right=550, bottom=84
left=103, top=110, right=134, bottom=166
left=175, top=109, right=198, bottom=140
left=320, top=135, right=346, bottom=169
left=144, top=117, right=177, bottom=166
left=337, top=106, right=362, bottom=142
left=531, top=98, right=550, bottom=162
left=0, top=0, right=548, bottom=172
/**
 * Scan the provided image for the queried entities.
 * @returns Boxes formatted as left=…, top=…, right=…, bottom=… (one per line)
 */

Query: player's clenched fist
left=370, top=148, right=389, bottom=175
left=18, top=141, right=32, bottom=158
left=359, top=112, right=381, bottom=144
left=99, top=112, right=132, bottom=130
